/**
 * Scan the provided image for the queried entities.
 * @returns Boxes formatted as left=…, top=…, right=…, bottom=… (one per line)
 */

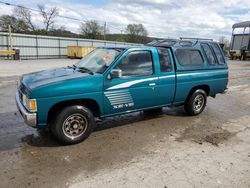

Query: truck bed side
left=174, top=69, right=228, bottom=104
left=170, top=42, right=228, bottom=105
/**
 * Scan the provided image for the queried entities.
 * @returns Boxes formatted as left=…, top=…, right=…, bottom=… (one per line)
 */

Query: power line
left=0, top=1, right=82, bottom=21
left=0, top=1, right=39, bottom=13
left=0, top=0, right=125, bottom=33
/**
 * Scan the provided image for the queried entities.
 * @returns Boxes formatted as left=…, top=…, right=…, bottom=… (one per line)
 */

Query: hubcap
left=193, top=94, right=204, bottom=112
left=62, top=113, right=88, bottom=139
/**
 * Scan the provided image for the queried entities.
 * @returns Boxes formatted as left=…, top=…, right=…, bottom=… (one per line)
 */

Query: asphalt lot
left=0, top=59, right=249, bottom=188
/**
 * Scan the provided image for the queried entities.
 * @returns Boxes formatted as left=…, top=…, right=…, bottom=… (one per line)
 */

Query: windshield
left=74, top=48, right=123, bottom=74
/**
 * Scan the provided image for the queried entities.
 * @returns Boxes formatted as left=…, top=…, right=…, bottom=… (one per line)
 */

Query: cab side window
left=157, top=48, right=172, bottom=72
left=115, top=51, right=153, bottom=77
left=201, top=43, right=216, bottom=64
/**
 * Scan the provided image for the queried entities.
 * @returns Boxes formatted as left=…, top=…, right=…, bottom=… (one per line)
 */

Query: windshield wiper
left=68, top=65, right=94, bottom=75
left=67, top=64, right=77, bottom=69
left=77, top=67, right=94, bottom=75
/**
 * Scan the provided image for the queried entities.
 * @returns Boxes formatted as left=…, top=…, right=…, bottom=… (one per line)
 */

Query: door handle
left=149, top=83, right=156, bottom=86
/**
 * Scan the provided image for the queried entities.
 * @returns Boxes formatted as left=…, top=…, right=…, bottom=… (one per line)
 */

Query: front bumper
left=15, top=92, right=37, bottom=128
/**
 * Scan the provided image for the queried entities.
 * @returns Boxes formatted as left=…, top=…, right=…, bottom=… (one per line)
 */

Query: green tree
left=0, top=15, right=29, bottom=32
left=80, top=20, right=103, bottom=39
left=126, top=24, right=148, bottom=43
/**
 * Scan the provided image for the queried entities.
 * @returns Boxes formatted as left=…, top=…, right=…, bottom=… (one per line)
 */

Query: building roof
left=232, top=21, right=250, bottom=28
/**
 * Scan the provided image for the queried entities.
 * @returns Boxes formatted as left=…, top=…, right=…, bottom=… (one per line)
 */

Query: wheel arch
left=185, top=85, right=210, bottom=103
left=47, top=98, right=101, bottom=125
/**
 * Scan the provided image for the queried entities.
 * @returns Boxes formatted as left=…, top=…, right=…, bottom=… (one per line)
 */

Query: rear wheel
left=50, top=105, right=95, bottom=144
left=184, top=89, right=207, bottom=116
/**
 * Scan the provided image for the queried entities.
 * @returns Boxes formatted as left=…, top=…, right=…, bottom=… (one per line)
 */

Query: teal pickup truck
left=16, top=38, right=228, bottom=144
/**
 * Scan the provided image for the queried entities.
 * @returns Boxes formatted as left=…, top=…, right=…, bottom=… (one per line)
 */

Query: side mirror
left=109, top=69, right=122, bottom=79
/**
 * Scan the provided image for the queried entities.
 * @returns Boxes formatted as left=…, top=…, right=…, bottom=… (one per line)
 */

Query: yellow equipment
left=0, top=50, right=15, bottom=55
left=67, top=46, right=95, bottom=59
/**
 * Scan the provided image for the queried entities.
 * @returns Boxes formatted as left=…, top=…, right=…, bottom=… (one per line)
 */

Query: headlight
left=22, top=94, right=37, bottom=112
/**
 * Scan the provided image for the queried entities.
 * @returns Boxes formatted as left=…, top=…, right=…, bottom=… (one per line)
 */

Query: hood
left=21, top=67, right=103, bottom=98
left=22, top=67, right=90, bottom=90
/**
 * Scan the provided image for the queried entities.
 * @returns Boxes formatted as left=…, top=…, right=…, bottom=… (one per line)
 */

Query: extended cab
left=16, top=39, right=228, bottom=144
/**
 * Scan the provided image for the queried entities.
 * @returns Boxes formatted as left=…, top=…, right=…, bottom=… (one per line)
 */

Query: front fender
left=36, top=92, right=103, bottom=128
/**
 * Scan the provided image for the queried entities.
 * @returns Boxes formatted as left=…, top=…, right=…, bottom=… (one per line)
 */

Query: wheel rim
left=62, top=113, right=88, bottom=140
left=193, top=94, right=205, bottom=112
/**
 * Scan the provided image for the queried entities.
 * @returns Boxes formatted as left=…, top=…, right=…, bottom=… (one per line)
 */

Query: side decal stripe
left=106, top=77, right=157, bottom=90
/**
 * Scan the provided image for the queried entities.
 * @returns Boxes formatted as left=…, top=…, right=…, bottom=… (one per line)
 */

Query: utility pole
left=120, top=30, right=123, bottom=41
left=8, top=25, right=13, bottom=50
left=104, top=22, right=106, bottom=41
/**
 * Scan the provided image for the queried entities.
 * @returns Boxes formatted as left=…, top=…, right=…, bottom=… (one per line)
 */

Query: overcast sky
left=0, top=0, right=250, bottom=40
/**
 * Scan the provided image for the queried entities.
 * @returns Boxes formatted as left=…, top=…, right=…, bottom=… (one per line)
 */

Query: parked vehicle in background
left=16, top=38, right=228, bottom=144
left=230, top=21, right=250, bottom=60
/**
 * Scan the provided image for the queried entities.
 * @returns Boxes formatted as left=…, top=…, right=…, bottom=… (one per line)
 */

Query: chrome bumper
left=15, top=92, right=37, bottom=128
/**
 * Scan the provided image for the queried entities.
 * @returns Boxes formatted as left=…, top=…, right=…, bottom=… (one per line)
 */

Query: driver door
left=103, top=50, right=159, bottom=115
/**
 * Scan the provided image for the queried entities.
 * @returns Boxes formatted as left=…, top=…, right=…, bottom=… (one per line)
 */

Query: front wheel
left=50, top=105, right=95, bottom=144
left=184, top=89, right=207, bottom=116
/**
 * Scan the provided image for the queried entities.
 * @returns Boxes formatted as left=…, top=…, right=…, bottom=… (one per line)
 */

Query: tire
left=184, top=89, right=207, bottom=116
left=50, top=105, right=95, bottom=144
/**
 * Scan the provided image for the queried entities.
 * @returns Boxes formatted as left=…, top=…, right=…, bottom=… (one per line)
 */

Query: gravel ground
left=0, top=59, right=249, bottom=188
left=0, top=59, right=77, bottom=77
